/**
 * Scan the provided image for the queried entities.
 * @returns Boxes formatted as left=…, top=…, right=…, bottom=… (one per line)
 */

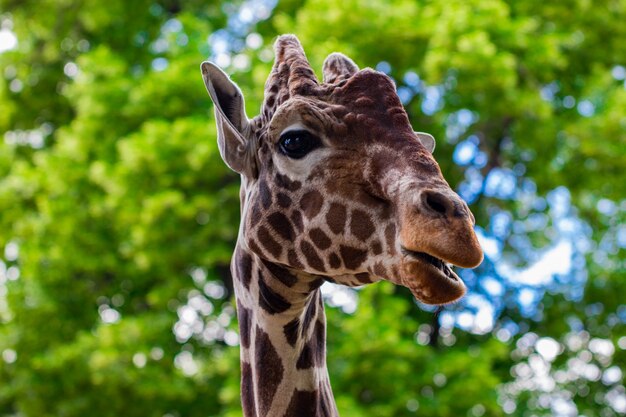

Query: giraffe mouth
left=399, top=246, right=466, bottom=304
left=400, top=247, right=458, bottom=281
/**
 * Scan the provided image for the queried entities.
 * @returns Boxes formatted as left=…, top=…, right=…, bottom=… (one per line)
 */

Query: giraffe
left=201, top=35, right=483, bottom=417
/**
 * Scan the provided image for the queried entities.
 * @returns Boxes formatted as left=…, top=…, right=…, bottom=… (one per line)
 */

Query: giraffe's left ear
left=201, top=61, right=256, bottom=177
left=415, top=132, right=436, bottom=153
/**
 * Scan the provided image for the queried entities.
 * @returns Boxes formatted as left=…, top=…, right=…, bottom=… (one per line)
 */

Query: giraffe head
left=201, top=35, right=482, bottom=305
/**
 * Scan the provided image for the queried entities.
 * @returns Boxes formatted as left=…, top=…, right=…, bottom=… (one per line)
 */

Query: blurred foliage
left=0, top=0, right=625, bottom=416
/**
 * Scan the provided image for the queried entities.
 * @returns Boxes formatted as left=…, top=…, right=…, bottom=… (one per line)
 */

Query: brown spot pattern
left=241, top=362, right=256, bottom=416
left=261, top=259, right=298, bottom=287
left=296, top=320, right=326, bottom=370
left=247, top=240, right=264, bottom=259
left=296, top=343, right=314, bottom=369
left=309, top=228, right=331, bottom=250
left=257, top=226, right=282, bottom=258
left=314, top=319, right=326, bottom=365
left=328, top=253, right=341, bottom=269
left=300, top=240, right=326, bottom=272
left=326, top=203, right=347, bottom=235
left=235, top=248, right=253, bottom=289
left=258, top=274, right=291, bottom=314
left=290, top=210, right=304, bottom=233
left=372, top=240, right=383, bottom=255
left=302, top=294, right=318, bottom=331
left=276, top=192, right=292, bottom=208
left=372, top=261, right=387, bottom=278
left=339, top=245, right=368, bottom=269
left=283, top=389, right=318, bottom=417
left=302, top=290, right=323, bottom=342
left=385, top=223, right=396, bottom=253
left=275, top=172, right=302, bottom=191
left=355, top=272, right=372, bottom=284
left=259, top=179, right=272, bottom=209
left=267, top=211, right=295, bottom=241
left=283, top=318, right=300, bottom=347
left=237, top=301, right=252, bottom=349
left=350, top=209, right=375, bottom=240
left=255, top=326, right=284, bottom=415
left=287, top=249, right=303, bottom=269
left=301, top=190, right=324, bottom=219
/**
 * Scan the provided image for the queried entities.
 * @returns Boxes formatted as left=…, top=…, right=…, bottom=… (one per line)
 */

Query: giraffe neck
left=233, top=245, right=339, bottom=417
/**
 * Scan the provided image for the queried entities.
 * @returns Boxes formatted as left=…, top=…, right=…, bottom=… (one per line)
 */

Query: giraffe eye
left=278, top=130, right=320, bottom=159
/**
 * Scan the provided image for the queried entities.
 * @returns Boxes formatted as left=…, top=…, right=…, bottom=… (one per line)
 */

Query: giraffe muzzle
left=397, top=187, right=483, bottom=269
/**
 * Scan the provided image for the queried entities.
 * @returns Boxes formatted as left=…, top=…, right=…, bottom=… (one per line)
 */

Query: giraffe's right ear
left=415, top=132, right=436, bottom=153
left=322, top=52, right=359, bottom=84
left=201, top=61, right=256, bottom=176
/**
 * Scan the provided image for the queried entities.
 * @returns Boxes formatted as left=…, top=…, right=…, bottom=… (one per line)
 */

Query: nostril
left=423, top=191, right=450, bottom=215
